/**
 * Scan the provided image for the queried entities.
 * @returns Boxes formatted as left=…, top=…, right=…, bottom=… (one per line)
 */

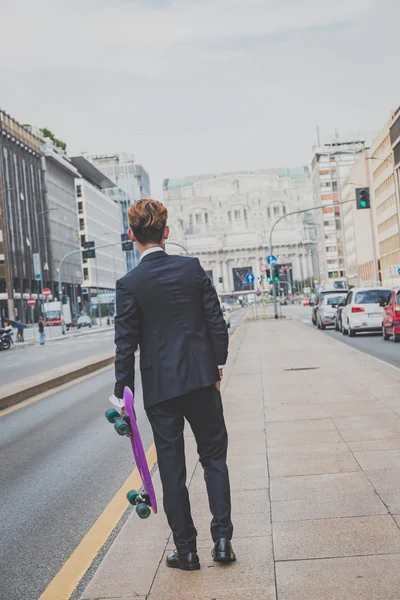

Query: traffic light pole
left=269, top=199, right=355, bottom=319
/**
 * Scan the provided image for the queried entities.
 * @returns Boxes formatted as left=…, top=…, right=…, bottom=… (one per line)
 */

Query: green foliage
left=40, top=127, right=67, bottom=151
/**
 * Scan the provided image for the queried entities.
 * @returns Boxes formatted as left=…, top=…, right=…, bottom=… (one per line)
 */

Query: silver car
left=317, top=294, right=347, bottom=330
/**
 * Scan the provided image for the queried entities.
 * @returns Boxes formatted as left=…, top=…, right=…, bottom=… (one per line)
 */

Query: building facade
left=90, top=154, right=149, bottom=271
left=341, top=150, right=378, bottom=287
left=40, top=138, right=82, bottom=297
left=70, top=157, right=125, bottom=306
left=163, top=168, right=316, bottom=295
left=311, top=141, right=365, bottom=283
left=0, top=110, right=50, bottom=321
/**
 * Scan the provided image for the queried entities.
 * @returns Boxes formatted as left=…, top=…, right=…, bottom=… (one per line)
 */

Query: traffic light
left=121, top=233, right=133, bottom=252
left=273, top=267, right=280, bottom=282
left=62, top=294, right=68, bottom=305
left=266, top=269, right=272, bottom=283
left=356, top=187, right=370, bottom=210
left=256, top=290, right=261, bottom=296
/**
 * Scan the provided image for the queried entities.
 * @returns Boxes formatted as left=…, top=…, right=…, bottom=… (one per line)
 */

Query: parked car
left=77, top=315, right=92, bottom=329
left=312, top=289, right=348, bottom=326
left=317, top=293, right=347, bottom=330
left=382, top=288, right=400, bottom=342
left=341, top=287, right=391, bottom=337
left=334, top=297, right=346, bottom=332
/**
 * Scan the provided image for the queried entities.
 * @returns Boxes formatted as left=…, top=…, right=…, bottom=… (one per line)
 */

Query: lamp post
left=34, top=207, right=59, bottom=322
left=165, top=241, right=189, bottom=255
left=270, top=199, right=355, bottom=319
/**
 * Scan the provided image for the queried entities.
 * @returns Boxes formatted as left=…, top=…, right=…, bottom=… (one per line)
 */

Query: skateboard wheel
left=114, top=419, right=130, bottom=436
left=136, top=503, right=151, bottom=519
left=105, top=408, right=119, bottom=423
left=127, top=490, right=139, bottom=505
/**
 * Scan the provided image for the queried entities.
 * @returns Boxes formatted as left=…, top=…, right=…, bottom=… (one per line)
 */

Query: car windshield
left=326, top=296, right=344, bottom=306
left=45, top=311, right=60, bottom=319
left=354, top=290, right=391, bottom=305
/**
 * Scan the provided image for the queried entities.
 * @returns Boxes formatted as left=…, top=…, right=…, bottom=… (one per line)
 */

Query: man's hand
left=215, top=368, right=223, bottom=390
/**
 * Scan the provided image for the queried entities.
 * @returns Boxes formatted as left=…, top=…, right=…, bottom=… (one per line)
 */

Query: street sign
left=267, top=255, right=277, bottom=266
left=121, top=233, right=133, bottom=252
left=83, top=241, right=96, bottom=259
left=245, top=273, right=255, bottom=284
left=43, top=288, right=51, bottom=297
left=27, top=298, right=36, bottom=307
left=260, top=264, right=268, bottom=272
left=397, top=267, right=400, bottom=276
left=303, top=287, right=311, bottom=294
left=33, top=253, right=41, bottom=281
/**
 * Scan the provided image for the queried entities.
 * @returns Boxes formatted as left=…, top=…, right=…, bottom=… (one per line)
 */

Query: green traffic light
left=360, top=200, right=367, bottom=208
left=267, top=277, right=272, bottom=283
left=274, top=277, right=279, bottom=282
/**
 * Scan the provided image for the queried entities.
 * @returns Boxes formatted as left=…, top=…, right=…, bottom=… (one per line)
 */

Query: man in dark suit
left=113, top=199, right=234, bottom=571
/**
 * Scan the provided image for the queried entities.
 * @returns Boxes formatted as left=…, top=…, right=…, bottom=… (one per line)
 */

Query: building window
left=283, top=205, right=286, bottom=215
left=83, top=267, right=89, bottom=280
left=189, top=214, right=193, bottom=226
left=323, top=220, right=330, bottom=226
left=77, top=185, right=82, bottom=198
left=195, top=213, right=202, bottom=224
left=228, top=211, right=232, bottom=221
left=80, top=235, right=86, bottom=247
left=267, top=207, right=271, bottom=218
left=205, top=212, right=208, bottom=224
left=79, top=218, right=85, bottom=231
left=244, top=209, right=248, bottom=221
left=78, top=202, right=83, bottom=214
left=274, top=206, right=280, bottom=216
left=234, top=209, right=241, bottom=220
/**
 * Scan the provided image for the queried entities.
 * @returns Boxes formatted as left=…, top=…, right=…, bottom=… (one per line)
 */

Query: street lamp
left=34, top=207, right=59, bottom=322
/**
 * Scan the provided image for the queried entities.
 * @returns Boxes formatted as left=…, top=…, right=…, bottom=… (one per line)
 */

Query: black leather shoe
left=166, top=550, right=200, bottom=571
left=212, top=538, right=236, bottom=563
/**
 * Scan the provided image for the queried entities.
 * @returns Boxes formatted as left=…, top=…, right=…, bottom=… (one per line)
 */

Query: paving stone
left=271, top=472, right=374, bottom=502
left=264, top=405, right=329, bottom=422
left=268, top=443, right=359, bottom=477
left=276, top=554, right=400, bottom=600
left=267, top=429, right=342, bottom=447
left=322, top=402, right=390, bottom=418
left=149, top=588, right=276, bottom=600
left=354, top=449, right=400, bottom=471
left=265, top=418, right=335, bottom=433
left=365, top=468, right=400, bottom=513
left=227, top=452, right=267, bottom=471
left=191, top=489, right=270, bottom=518
left=273, top=515, right=400, bottom=560
left=348, top=437, right=400, bottom=452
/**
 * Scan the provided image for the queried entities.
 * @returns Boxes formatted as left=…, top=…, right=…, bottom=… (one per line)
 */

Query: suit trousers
left=146, top=386, right=233, bottom=555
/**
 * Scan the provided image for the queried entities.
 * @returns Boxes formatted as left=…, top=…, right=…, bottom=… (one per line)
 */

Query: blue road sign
left=267, top=255, right=277, bottom=266
left=245, top=273, right=255, bottom=284
left=397, top=267, right=400, bottom=276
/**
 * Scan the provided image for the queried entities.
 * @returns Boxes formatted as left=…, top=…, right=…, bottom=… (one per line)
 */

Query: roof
left=70, top=156, right=116, bottom=189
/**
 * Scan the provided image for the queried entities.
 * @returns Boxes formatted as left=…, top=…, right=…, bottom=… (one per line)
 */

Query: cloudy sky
left=1, top=0, right=399, bottom=196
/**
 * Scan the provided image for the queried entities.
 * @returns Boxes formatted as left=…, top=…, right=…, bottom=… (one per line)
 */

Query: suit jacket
left=114, top=251, right=229, bottom=409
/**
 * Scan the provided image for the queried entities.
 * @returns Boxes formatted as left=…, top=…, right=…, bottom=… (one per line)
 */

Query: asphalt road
left=0, top=329, right=115, bottom=386
left=285, top=303, right=400, bottom=369
left=0, top=308, right=246, bottom=600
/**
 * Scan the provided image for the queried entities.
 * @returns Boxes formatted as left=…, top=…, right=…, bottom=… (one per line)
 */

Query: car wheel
left=317, top=319, right=320, bottom=329
left=320, top=322, right=326, bottom=330
left=349, top=328, right=356, bottom=337
left=342, top=325, right=348, bottom=336
left=383, top=326, right=390, bottom=341
left=394, top=333, right=400, bottom=343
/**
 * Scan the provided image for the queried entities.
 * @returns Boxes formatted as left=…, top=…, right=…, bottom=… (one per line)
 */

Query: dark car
left=312, top=289, right=349, bottom=326
left=334, top=297, right=346, bottom=332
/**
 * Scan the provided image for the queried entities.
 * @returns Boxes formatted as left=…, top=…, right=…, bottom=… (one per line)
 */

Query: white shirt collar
left=140, top=247, right=165, bottom=262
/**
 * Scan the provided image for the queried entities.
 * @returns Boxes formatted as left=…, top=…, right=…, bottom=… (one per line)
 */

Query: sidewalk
left=10, top=323, right=113, bottom=349
left=80, top=317, right=400, bottom=600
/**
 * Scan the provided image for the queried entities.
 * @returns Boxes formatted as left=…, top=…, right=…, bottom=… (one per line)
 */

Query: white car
left=341, top=287, right=391, bottom=337
left=317, top=293, right=347, bottom=330
left=77, top=315, right=92, bottom=329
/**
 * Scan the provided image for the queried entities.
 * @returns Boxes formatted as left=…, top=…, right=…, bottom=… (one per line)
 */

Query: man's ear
left=163, top=225, right=170, bottom=241
left=128, top=228, right=136, bottom=243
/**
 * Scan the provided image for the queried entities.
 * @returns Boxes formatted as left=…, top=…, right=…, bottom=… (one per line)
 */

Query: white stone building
left=163, top=168, right=317, bottom=295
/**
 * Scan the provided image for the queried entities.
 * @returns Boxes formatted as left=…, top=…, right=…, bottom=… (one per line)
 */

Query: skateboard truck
left=127, top=490, right=151, bottom=519
left=105, top=408, right=131, bottom=436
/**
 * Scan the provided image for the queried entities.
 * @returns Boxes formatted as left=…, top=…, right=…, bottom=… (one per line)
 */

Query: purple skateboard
left=105, top=387, right=157, bottom=518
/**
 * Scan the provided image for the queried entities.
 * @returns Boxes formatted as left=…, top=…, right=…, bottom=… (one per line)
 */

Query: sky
left=1, top=0, right=399, bottom=197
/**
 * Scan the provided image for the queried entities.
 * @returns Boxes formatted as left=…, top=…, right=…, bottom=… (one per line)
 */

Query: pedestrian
left=38, top=318, right=45, bottom=345
left=3, top=321, right=13, bottom=345
left=112, top=199, right=234, bottom=572
left=17, top=320, right=24, bottom=343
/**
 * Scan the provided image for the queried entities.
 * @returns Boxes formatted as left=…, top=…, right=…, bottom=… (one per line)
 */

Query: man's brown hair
left=127, top=199, right=168, bottom=245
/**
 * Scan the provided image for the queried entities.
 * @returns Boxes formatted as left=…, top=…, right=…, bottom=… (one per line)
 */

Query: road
left=0, top=308, right=246, bottom=600
left=285, top=303, right=400, bottom=370
left=0, top=329, right=115, bottom=385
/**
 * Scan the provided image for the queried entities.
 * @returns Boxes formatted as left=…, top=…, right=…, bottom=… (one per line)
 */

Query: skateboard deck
left=105, top=387, right=157, bottom=518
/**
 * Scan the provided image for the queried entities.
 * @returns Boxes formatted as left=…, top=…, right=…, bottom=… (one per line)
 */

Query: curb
left=8, top=326, right=114, bottom=350
left=0, top=354, right=114, bottom=411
